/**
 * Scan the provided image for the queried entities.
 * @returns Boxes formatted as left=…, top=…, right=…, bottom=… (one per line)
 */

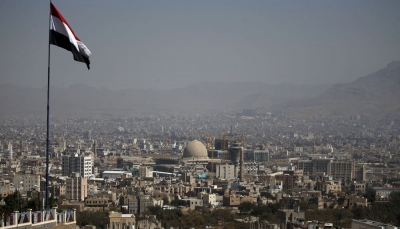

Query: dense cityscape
left=0, top=111, right=399, bottom=229
left=2, top=0, right=400, bottom=228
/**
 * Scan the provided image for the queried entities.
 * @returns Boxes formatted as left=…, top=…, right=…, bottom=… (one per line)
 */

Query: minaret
left=239, top=145, right=244, bottom=182
left=20, top=138, right=23, bottom=157
left=8, top=141, right=13, bottom=160
left=93, top=140, right=97, bottom=158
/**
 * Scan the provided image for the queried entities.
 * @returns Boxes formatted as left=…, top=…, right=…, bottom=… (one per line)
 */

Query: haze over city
left=1, top=0, right=400, bottom=90
left=2, top=1, right=400, bottom=229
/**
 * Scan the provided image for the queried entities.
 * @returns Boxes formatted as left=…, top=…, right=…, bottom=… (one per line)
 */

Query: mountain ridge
left=0, top=82, right=332, bottom=116
left=2, top=61, right=399, bottom=118
left=279, top=61, right=400, bottom=118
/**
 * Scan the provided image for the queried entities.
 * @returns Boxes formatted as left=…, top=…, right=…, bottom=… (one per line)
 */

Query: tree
left=210, top=209, right=234, bottom=224
left=49, top=195, right=58, bottom=208
left=238, top=201, right=255, bottom=213
left=352, top=206, right=366, bottom=219
left=4, top=191, right=24, bottom=211
left=364, top=187, right=376, bottom=203
left=27, top=198, right=42, bottom=211
left=389, top=191, right=400, bottom=204
left=76, top=210, right=109, bottom=228
left=162, top=196, right=170, bottom=205
left=337, top=197, right=345, bottom=206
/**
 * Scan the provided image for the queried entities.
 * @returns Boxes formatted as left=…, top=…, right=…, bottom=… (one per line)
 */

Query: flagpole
left=45, top=0, right=52, bottom=210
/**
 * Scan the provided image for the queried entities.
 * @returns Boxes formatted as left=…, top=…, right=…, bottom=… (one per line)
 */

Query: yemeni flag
left=50, top=2, right=91, bottom=69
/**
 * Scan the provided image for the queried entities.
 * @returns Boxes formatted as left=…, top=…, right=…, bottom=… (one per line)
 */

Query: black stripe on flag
left=50, top=30, right=90, bottom=69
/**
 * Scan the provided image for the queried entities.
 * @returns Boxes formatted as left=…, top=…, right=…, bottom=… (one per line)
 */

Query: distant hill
left=278, top=61, right=400, bottom=118
left=3, top=62, right=400, bottom=118
left=0, top=82, right=331, bottom=116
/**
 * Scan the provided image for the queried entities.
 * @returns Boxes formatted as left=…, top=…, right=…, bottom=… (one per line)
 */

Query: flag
left=50, top=3, right=91, bottom=69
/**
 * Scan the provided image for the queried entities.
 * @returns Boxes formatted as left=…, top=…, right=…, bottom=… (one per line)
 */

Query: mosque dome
left=182, top=140, right=208, bottom=159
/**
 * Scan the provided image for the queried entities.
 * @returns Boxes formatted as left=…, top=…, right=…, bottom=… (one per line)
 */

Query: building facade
left=216, top=163, right=235, bottom=180
left=293, top=158, right=354, bottom=181
left=62, top=154, right=93, bottom=178
left=139, top=166, right=153, bottom=178
left=65, top=173, right=88, bottom=201
left=14, top=174, right=41, bottom=193
left=105, top=212, right=135, bottom=229
left=0, top=180, right=12, bottom=197
left=244, top=150, right=269, bottom=162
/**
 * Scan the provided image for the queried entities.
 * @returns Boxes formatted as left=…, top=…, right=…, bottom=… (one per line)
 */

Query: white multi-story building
left=62, top=154, right=93, bottom=178
left=216, top=163, right=235, bottom=180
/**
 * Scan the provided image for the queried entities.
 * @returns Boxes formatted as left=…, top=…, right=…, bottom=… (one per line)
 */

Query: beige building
left=136, top=215, right=161, bottom=229
left=348, top=196, right=368, bottom=209
left=105, top=211, right=136, bottom=229
left=14, top=174, right=41, bottom=193
left=0, top=180, right=12, bottom=197
left=139, top=166, right=152, bottom=178
left=352, top=182, right=367, bottom=194
left=324, top=180, right=342, bottom=194
left=223, top=195, right=253, bottom=206
left=66, top=173, right=87, bottom=201
left=49, top=182, right=66, bottom=197
left=293, top=158, right=354, bottom=181
left=85, top=198, right=109, bottom=207
left=300, top=191, right=324, bottom=210
left=276, top=174, right=297, bottom=190
left=202, top=193, right=216, bottom=204
left=189, top=198, right=203, bottom=210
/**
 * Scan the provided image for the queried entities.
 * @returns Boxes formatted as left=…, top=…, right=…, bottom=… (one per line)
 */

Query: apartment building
left=65, top=173, right=87, bottom=201
left=216, top=163, right=235, bottom=180
left=62, top=154, right=93, bottom=178
left=293, top=158, right=354, bottom=181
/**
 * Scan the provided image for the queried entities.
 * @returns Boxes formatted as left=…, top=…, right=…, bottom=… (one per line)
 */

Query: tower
left=8, top=141, right=13, bottom=160
left=93, top=140, right=97, bottom=158
left=83, top=130, right=92, bottom=140
left=229, top=142, right=244, bottom=182
left=19, top=138, right=23, bottom=157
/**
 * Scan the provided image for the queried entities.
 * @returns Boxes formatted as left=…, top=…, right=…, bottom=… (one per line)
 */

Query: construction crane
left=205, top=134, right=223, bottom=172
left=150, top=137, right=170, bottom=155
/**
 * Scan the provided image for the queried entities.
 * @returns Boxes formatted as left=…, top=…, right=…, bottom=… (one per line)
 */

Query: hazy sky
left=1, top=0, right=400, bottom=90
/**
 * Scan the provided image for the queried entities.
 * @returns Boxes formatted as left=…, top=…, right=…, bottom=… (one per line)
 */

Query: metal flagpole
left=45, top=0, right=52, bottom=209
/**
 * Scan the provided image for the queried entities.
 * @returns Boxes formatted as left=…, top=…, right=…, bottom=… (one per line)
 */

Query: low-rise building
left=348, top=195, right=368, bottom=209
left=104, top=211, right=136, bottom=229
left=352, top=182, right=367, bottom=194
left=351, top=219, right=398, bottom=229
left=85, top=198, right=109, bottom=207
left=223, top=195, right=253, bottom=206
left=0, top=180, right=12, bottom=197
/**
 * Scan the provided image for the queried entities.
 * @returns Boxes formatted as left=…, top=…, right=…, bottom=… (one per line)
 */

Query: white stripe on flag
left=50, top=15, right=79, bottom=52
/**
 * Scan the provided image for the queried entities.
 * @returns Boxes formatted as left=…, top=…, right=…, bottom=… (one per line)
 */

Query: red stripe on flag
left=50, top=3, right=81, bottom=41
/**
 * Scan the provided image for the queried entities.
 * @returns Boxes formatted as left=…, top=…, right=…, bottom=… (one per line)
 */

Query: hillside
left=0, top=82, right=331, bottom=116
left=280, top=61, right=400, bottom=118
